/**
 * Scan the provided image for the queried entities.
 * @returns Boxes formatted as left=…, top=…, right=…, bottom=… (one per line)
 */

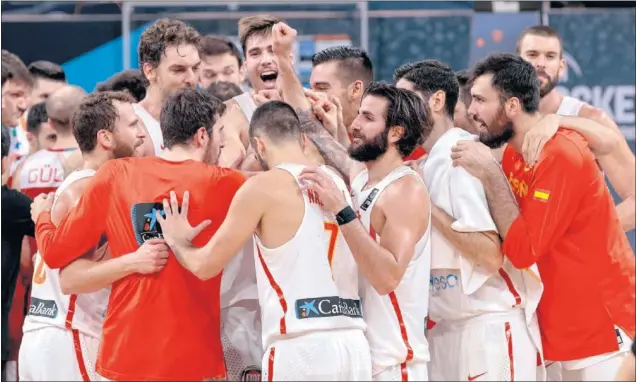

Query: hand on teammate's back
left=522, top=113, right=560, bottom=166
left=157, top=191, right=211, bottom=251
left=272, top=22, right=297, bottom=57
left=451, top=139, right=499, bottom=180
left=298, top=166, right=348, bottom=214
left=129, top=238, right=170, bottom=274
left=30, top=192, right=55, bottom=223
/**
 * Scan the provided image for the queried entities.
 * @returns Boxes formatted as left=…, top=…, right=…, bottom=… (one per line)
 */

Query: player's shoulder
left=385, top=170, right=429, bottom=202
left=204, top=165, right=248, bottom=191
left=542, top=130, right=591, bottom=167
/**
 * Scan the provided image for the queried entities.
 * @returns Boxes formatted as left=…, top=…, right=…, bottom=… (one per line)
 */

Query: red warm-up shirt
left=404, top=146, right=427, bottom=161
left=501, top=129, right=635, bottom=361
left=35, top=156, right=246, bottom=381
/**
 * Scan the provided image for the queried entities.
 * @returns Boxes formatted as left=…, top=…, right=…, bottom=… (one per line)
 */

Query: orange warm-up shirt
left=35, top=156, right=246, bottom=381
left=501, top=129, right=635, bottom=362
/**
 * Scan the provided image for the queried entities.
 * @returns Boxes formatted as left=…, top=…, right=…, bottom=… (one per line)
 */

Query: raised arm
left=158, top=175, right=262, bottom=280
left=34, top=161, right=115, bottom=269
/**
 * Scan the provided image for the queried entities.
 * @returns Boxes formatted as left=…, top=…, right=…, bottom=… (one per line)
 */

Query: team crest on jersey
left=131, top=202, right=166, bottom=244
left=241, top=366, right=261, bottom=382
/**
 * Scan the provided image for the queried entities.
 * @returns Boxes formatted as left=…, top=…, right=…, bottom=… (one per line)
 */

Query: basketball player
left=453, top=70, right=479, bottom=135
left=517, top=25, right=635, bottom=232
left=454, top=53, right=635, bottom=381
left=310, top=46, right=374, bottom=141
left=2, top=50, right=33, bottom=168
left=19, top=91, right=160, bottom=381
left=11, top=85, right=86, bottom=197
left=298, top=82, right=433, bottom=381
left=398, top=63, right=544, bottom=381
left=156, top=100, right=372, bottom=380
left=30, top=88, right=240, bottom=381
left=199, top=35, right=245, bottom=89
left=27, top=61, right=66, bottom=106
left=95, top=69, right=147, bottom=102
left=134, top=18, right=201, bottom=157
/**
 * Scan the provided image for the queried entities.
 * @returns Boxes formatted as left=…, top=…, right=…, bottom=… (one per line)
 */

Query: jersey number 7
left=324, top=222, right=338, bottom=270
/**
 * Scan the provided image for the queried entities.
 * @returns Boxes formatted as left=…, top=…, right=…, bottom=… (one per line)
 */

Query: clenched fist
left=272, top=22, right=297, bottom=57
left=128, top=238, right=170, bottom=275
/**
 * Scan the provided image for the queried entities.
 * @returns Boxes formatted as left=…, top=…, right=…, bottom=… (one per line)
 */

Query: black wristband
left=336, top=205, right=357, bottom=226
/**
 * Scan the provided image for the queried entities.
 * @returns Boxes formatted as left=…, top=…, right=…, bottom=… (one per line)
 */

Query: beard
left=476, top=104, right=515, bottom=149
left=348, top=129, right=389, bottom=162
left=112, top=137, right=137, bottom=159
left=536, top=68, right=559, bottom=98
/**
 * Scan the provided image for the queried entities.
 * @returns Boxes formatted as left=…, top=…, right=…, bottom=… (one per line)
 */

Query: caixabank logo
left=557, top=51, right=635, bottom=141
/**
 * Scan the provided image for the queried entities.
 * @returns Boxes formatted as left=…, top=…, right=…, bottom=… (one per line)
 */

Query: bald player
left=12, top=85, right=86, bottom=196
left=310, top=46, right=374, bottom=142
left=517, top=25, right=635, bottom=232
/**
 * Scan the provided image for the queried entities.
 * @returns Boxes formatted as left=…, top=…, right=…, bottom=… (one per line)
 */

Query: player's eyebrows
left=129, top=118, right=139, bottom=127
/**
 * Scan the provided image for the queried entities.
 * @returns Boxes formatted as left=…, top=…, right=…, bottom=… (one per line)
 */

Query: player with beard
left=19, top=91, right=157, bottom=381
left=453, top=70, right=480, bottom=135
left=30, top=89, right=242, bottom=381
left=398, top=63, right=544, bottom=381
left=310, top=46, right=374, bottom=144
left=295, top=81, right=433, bottom=380
left=517, top=25, right=635, bottom=232
left=198, top=35, right=245, bottom=89
left=134, top=19, right=201, bottom=157
left=152, top=100, right=372, bottom=380
left=453, top=53, right=635, bottom=381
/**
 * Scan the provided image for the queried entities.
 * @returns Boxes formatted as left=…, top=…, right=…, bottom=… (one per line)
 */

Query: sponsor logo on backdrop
left=559, top=51, right=635, bottom=140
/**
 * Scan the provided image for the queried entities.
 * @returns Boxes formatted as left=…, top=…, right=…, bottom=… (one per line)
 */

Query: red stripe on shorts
left=498, top=269, right=522, bottom=307
left=505, top=322, right=514, bottom=382
left=267, top=347, right=276, bottom=382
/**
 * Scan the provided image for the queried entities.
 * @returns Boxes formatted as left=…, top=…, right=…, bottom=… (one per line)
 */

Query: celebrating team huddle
left=1, top=12, right=634, bottom=382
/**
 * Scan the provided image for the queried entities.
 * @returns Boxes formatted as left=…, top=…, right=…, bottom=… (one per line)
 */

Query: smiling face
left=243, top=33, right=279, bottom=91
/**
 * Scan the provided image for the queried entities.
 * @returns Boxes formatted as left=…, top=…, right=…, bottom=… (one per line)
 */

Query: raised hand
left=272, top=22, right=297, bottom=57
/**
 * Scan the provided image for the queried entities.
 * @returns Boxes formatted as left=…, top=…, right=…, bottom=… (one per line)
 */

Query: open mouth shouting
left=259, top=71, right=279, bottom=89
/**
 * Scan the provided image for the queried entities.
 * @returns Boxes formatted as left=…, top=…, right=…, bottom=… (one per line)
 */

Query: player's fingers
left=192, top=219, right=212, bottom=237
left=145, top=238, right=166, bottom=246
left=450, top=151, right=463, bottom=161
left=299, top=172, right=325, bottom=189
left=181, top=191, right=190, bottom=217
left=161, top=198, right=171, bottom=218
left=169, top=191, right=179, bottom=217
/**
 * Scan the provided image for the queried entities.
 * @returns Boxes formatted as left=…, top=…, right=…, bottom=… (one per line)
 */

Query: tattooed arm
left=297, top=112, right=365, bottom=185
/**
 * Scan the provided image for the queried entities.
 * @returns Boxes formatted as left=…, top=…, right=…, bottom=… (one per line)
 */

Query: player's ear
left=195, top=127, right=209, bottom=148
left=558, top=57, right=566, bottom=80
left=388, top=125, right=405, bottom=144
left=349, top=80, right=364, bottom=102
left=428, top=90, right=446, bottom=114
left=96, top=129, right=113, bottom=149
left=142, top=62, right=156, bottom=83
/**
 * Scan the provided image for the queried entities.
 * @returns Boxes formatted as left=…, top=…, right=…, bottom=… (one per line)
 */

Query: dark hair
left=238, top=14, right=281, bottom=53
left=312, top=46, right=374, bottom=86
left=363, top=82, right=433, bottom=157
left=393, top=59, right=451, bottom=81
left=72, top=91, right=136, bottom=153
left=160, top=88, right=226, bottom=149
left=28, top=61, right=66, bottom=82
left=26, top=102, right=48, bottom=134
left=455, top=70, right=472, bottom=107
left=95, top=69, right=148, bottom=102
left=516, top=25, right=563, bottom=57
left=200, top=35, right=243, bottom=67
left=138, top=19, right=201, bottom=71
left=1, top=126, right=10, bottom=159
left=205, top=81, right=243, bottom=102
left=471, top=53, right=540, bottom=113
left=1, top=50, right=33, bottom=88
left=400, top=65, right=459, bottom=117
left=249, top=100, right=301, bottom=143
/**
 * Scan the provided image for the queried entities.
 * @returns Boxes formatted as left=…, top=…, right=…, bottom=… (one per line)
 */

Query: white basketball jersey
left=556, top=95, right=585, bottom=117
left=24, top=169, right=110, bottom=339
left=254, top=163, right=365, bottom=350
left=351, top=166, right=432, bottom=375
left=18, top=148, right=76, bottom=198
left=133, top=103, right=164, bottom=156
left=233, top=93, right=258, bottom=122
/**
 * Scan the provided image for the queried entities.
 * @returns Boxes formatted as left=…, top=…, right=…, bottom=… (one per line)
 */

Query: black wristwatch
left=336, top=205, right=357, bottom=226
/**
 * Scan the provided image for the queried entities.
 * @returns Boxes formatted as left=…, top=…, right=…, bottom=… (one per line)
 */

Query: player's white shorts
left=18, top=326, right=100, bottom=381
left=373, top=361, right=428, bottom=381
left=261, top=328, right=372, bottom=381
left=546, top=327, right=633, bottom=381
left=221, top=305, right=263, bottom=381
left=428, top=309, right=538, bottom=381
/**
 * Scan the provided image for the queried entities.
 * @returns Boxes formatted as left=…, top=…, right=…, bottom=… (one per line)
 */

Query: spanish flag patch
left=533, top=189, right=550, bottom=202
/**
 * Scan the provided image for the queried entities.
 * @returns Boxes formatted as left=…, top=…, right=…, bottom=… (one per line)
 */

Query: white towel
left=422, top=128, right=498, bottom=295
